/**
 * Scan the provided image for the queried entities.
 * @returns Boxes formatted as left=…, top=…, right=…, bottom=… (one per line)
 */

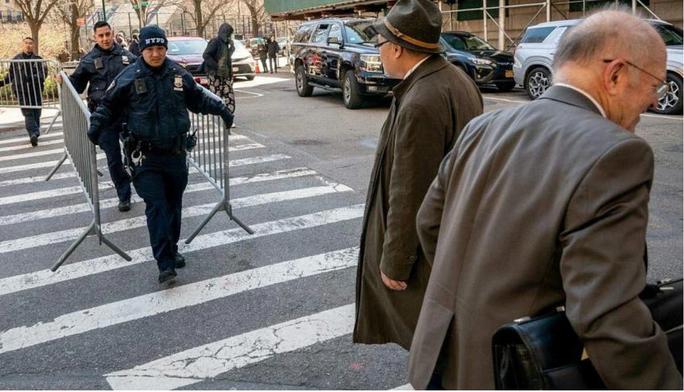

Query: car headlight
left=472, top=58, right=493, bottom=66
left=360, top=54, right=383, bottom=73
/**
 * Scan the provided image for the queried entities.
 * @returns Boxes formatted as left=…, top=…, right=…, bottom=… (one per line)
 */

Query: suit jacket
left=408, top=85, right=682, bottom=389
left=353, top=54, right=483, bottom=350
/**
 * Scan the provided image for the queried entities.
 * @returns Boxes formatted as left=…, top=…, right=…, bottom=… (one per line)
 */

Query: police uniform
left=88, top=26, right=233, bottom=284
left=70, top=43, right=136, bottom=210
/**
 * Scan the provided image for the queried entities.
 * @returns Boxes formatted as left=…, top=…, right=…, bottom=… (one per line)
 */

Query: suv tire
left=525, top=67, right=551, bottom=100
left=495, top=81, right=516, bottom=92
left=651, top=73, right=682, bottom=115
left=343, top=70, right=364, bottom=109
left=296, top=64, right=313, bottom=97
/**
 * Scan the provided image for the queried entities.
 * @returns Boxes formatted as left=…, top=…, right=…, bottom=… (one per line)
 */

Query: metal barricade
left=185, top=87, right=253, bottom=243
left=0, top=58, right=62, bottom=134
left=48, top=71, right=131, bottom=271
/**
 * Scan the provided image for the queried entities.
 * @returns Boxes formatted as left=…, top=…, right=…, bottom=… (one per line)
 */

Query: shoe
left=174, top=252, right=186, bottom=269
left=158, top=269, right=177, bottom=285
left=30, top=135, right=38, bottom=147
left=118, top=199, right=131, bottom=212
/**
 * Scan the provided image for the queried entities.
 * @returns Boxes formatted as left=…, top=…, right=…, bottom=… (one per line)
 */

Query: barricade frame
left=184, top=95, right=253, bottom=244
left=50, top=71, right=131, bottom=271
left=0, top=58, right=62, bottom=135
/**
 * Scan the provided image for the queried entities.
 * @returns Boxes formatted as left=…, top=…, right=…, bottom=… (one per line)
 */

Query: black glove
left=220, top=109, right=234, bottom=129
left=87, top=128, right=99, bottom=145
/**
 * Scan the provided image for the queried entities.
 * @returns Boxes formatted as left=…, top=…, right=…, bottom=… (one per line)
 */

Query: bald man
left=407, top=9, right=681, bottom=389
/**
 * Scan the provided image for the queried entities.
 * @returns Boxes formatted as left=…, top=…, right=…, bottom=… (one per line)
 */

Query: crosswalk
left=0, top=123, right=409, bottom=389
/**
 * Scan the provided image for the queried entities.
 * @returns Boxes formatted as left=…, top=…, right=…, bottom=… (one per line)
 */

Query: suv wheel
left=343, top=70, right=364, bottom=109
left=295, top=64, right=313, bottom=97
left=651, top=73, right=682, bottom=115
left=525, top=67, right=551, bottom=100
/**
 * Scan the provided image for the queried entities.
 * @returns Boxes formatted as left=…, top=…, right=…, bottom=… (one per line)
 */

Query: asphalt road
left=0, top=73, right=680, bottom=389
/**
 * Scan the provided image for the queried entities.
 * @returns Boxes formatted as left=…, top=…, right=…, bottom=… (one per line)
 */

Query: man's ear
left=603, top=60, right=626, bottom=96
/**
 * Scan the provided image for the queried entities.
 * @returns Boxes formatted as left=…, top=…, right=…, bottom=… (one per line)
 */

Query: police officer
left=89, top=25, right=233, bottom=285
left=62, top=21, right=136, bottom=212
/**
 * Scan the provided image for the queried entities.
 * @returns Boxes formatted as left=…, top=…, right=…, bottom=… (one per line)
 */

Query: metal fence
left=47, top=71, right=131, bottom=271
left=184, top=87, right=253, bottom=244
left=0, top=59, right=62, bottom=133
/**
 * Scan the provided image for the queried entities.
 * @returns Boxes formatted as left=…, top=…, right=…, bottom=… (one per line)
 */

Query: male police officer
left=89, top=25, right=233, bottom=285
left=62, top=21, right=136, bottom=212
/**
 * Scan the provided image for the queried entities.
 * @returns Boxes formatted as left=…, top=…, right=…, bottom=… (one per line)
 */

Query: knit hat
left=139, top=25, right=167, bottom=51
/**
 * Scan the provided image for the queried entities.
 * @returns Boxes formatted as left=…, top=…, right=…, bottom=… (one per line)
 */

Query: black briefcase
left=492, top=278, right=683, bottom=389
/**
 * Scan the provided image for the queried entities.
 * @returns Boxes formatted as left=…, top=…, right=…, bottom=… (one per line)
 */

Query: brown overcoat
left=408, top=86, right=682, bottom=389
left=353, top=54, right=483, bottom=350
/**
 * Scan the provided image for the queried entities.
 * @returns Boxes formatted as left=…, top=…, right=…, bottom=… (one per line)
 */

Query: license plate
left=232, top=66, right=239, bottom=72
left=505, top=70, right=513, bottom=78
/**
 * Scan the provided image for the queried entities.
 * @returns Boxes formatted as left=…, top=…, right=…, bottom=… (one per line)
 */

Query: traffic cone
left=255, top=61, right=260, bottom=74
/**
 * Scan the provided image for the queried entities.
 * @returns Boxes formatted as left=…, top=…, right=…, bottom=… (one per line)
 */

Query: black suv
left=440, top=31, right=515, bottom=91
left=291, top=18, right=400, bottom=109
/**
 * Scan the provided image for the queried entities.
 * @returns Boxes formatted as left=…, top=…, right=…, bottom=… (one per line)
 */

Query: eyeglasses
left=374, top=40, right=390, bottom=49
left=603, top=59, right=669, bottom=100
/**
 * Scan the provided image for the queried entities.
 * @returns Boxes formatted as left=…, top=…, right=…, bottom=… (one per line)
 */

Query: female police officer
left=89, top=25, right=234, bottom=285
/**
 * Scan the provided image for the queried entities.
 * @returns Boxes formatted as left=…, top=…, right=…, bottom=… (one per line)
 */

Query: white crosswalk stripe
left=105, top=304, right=355, bottom=390
left=0, top=131, right=63, bottom=146
left=0, top=123, right=390, bottom=388
left=0, top=184, right=353, bottom=253
left=0, top=168, right=317, bottom=226
left=0, top=248, right=358, bottom=355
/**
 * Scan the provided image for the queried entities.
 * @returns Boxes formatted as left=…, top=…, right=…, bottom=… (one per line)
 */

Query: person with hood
left=267, top=36, right=280, bottom=73
left=0, top=37, right=47, bottom=147
left=202, top=23, right=236, bottom=114
left=257, top=38, right=269, bottom=73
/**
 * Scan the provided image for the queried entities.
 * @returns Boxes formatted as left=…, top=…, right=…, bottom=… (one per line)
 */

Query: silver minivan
left=513, top=19, right=683, bottom=115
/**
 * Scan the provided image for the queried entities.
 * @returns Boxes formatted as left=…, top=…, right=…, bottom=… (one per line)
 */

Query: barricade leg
left=99, top=234, right=133, bottom=262
left=45, top=152, right=68, bottom=181
left=44, top=109, right=61, bottom=135
left=51, top=221, right=96, bottom=271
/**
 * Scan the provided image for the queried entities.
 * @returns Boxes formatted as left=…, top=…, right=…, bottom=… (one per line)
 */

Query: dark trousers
left=268, top=56, right=277, bottom=73
left=99, top=130, right=131, bottom=202
left=260, top=57, right=268, bottom=73
left=132, top=153, right=188, bottom=272
left=21, top=108, right=41, bottom=138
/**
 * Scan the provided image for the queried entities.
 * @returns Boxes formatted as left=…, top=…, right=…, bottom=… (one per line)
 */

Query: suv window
left=520, top=26, right=556, bottom=43
left=653, top=23, right=683, bottom=46
left=328, top=23, right=343, bottom=43
left=294, top=23, right=315, bottom=43
left=344, top=20, right=375, bottom=44
left=443, top=35, right=466, bottom=50
left=311, top=23, right=331, bottom=45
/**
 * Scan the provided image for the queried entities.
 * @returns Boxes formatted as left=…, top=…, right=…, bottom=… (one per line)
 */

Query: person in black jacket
left=61, top=21, right=137, bottom=212
left=128, top=33, right=140, bottom=56
left=202, top=23, right=236, bottom=114
left=89, top=25, right=234, bottom=285
left=266, top=36, right=279, bottom=73
left=0, top=37, right=46, bottom=147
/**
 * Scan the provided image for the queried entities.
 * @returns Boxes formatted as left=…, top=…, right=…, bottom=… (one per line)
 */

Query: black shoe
left=174, top=252, right=186, bottom=269
left=30, top=135, right=38, bottom=147
left=158, top=269, right=177, bottom=285
left=118, top=199, right=131, bottom=212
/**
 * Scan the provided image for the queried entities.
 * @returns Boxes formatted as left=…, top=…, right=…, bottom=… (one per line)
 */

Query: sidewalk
left=0, top=107, right=60, bottom=131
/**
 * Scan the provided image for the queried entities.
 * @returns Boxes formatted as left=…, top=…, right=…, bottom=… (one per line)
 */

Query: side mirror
left=327, top=36, right=342, bottom=46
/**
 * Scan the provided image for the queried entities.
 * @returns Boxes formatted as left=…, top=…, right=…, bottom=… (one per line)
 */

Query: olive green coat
left=353, top=55, right=483, bottom=350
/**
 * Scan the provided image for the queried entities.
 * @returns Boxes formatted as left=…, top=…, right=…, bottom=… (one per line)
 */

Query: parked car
left=440, top=31, right=516, bottom=91
left=248, top=37, right=266, bottom=57
left=276, top=36, right=290, bottom=56
left=165, top=36, right=255, bottom=83
left=513, top=19, right=683, bottom=114
left=291, top=18, right=401, bottom=109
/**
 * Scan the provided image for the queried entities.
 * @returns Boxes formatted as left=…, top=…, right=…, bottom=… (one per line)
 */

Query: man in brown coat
left=408, top=10, right=682, bottom=389
left=353, top=0, right=483, bottom=351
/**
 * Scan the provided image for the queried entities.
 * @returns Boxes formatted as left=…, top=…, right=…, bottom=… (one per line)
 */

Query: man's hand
left=220, top=109, right=234, bottom=130
left=381, top=271, right=407, bottom=291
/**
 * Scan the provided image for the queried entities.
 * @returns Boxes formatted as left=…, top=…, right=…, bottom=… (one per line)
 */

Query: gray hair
left=552, top=7, right=659, bottom=72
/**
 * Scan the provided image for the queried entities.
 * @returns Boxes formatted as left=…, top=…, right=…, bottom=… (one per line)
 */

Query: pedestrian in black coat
left=202, top=23, right=236, bottom=113
left=0, top=37, right=46, bottom=146
left=267, top=36, right=280, bottom=73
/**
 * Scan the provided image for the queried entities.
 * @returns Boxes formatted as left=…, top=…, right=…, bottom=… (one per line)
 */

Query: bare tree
left=181, top=0, right=234, bottom=37
left=55, top=0, right=94, bottom=60
left=240, top=0, right=264, bottom=37
left=14, top=0, right=62, bottom=53
left=128, top=0, right=153, bottom=29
